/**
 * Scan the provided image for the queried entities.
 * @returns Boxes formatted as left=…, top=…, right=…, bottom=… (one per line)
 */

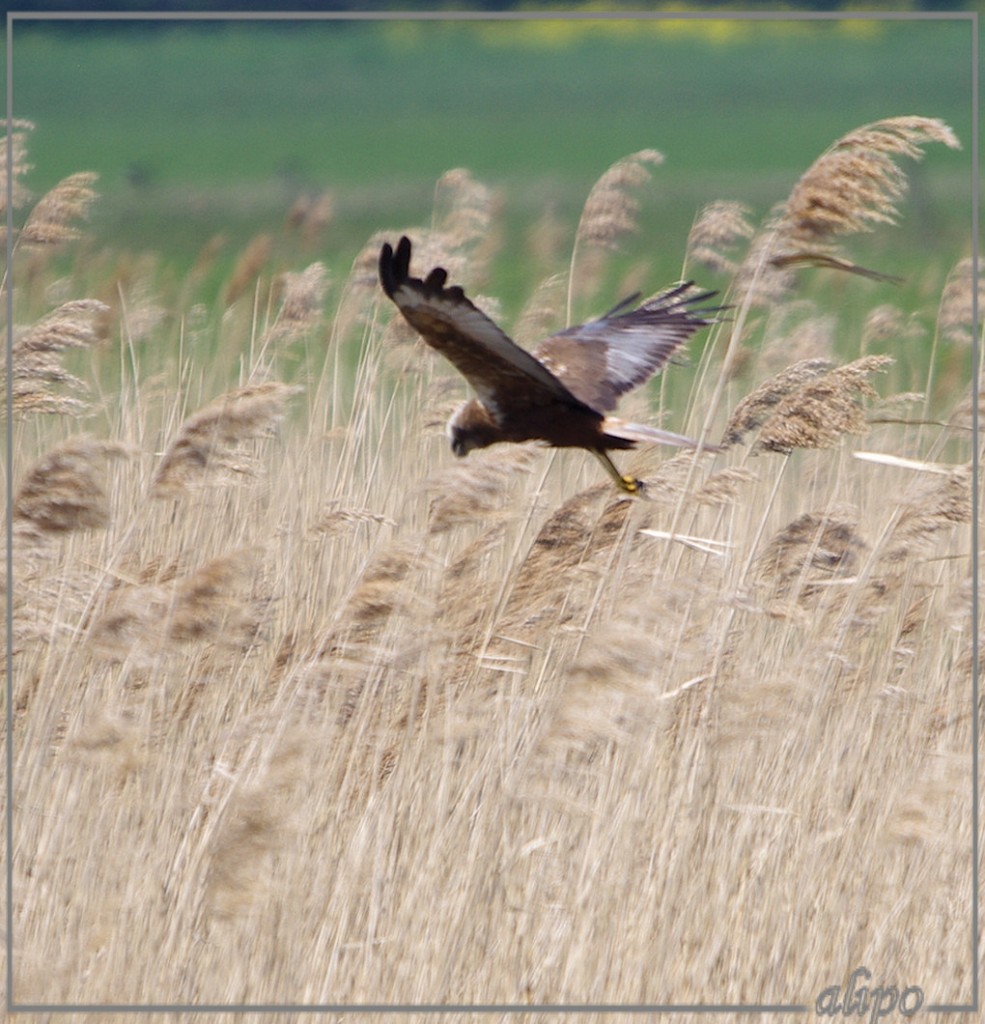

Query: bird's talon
left=621, top=475, right=644, bottom=495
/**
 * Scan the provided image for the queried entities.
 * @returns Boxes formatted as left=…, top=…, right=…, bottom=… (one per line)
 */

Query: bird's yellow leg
left=592, top=450, right=643, bottom=495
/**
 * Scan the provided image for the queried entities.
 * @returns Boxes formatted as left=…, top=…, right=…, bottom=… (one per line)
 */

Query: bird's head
left=447, top=399, right=499, bottom=457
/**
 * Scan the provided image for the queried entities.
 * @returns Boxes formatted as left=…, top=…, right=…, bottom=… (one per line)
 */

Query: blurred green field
left=7, top=17, right=975, bottom=308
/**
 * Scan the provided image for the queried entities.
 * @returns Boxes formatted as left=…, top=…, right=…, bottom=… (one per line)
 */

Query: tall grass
left=4, top=114, right=976, bottom=1014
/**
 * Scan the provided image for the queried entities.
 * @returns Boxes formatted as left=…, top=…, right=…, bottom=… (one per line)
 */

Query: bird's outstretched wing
left=379, top=236, right=590, bottom=421
left=533, top=283, right=724, bottom=413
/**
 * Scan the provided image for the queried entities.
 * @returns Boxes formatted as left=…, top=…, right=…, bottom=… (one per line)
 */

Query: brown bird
left=379, top=235, right=722, bottom=493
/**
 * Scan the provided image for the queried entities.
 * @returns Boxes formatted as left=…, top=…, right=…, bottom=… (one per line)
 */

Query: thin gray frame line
left=5, top=9, right=17, bottom=1021
left=5, top=9, right=974, bottom=1015
left=11, top=1007, right=810, bottom=1015
left=7, top=8, right=978, bottom=19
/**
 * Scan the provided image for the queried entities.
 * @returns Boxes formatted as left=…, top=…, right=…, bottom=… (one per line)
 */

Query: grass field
left=7, top=18, right=975, bottom=294
left=4, top=16, right=980, bottom=1018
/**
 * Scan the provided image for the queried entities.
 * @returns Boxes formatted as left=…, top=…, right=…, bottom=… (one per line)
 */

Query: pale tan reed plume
left=152, top=381, right=301, bottom=497
left=757, top=508, right=867, bottom=601
left=735, top=116, right=959, bottom=303
left=879, top=463, right=972, bottom=564
left=511, top=271, right=566, bottom=348
left=261, top=261, right=329, bottom=346
left=862, top=302, right=926, bottom=348
left=685, top=199, right=755, bottom=277
left=19, top=170, right=99, bottom=246
left=13, top=435, right=132, bottom=540
left=748, top=355, right=894, bottom=454
left=5, top=298, right=110, bottom=415
left=424, top=447, right=535, bottom=534
left=205, top=736, right=305, bottom=919
left=567, top=148, right=664, bottom=321
left=90, top=547, right=264, bottom=661
left=780, top=117, right=959, bottom=247
left=937, top=256, right=983, bottom=345
left=722, top=357, right=834, bottom=446
left=432, top=166, right=499, bottom=279
left=223, top=231, right=273, bottom=307
left=0, top=118, right=35, bottom=220
left=285, top=187, right=334, bottom=251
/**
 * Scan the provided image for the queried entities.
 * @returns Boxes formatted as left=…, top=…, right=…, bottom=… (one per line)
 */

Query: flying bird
left=379, top=235, right=721, bottom=494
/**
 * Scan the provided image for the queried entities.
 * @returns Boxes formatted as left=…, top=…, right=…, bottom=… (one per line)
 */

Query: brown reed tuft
left=346, top=539, right=425, bottom=627
left=168, top=547, right=263, bottom=643
left=13, top=436, right=132, bottom=539
left=736, top=117, right=959, bottom=303
left=751, top=355, right=893, bottom=455
left=262, top=261, right=329, bottom=345
left=425, top=447, right=534, bottom=534
left=206, top=737, right=304, bottom=919
left=90, top=547, right=263, bottom=660
left=432, top=167, right=499, bottom=274
left=6, top=299, right=110, bottom=416
left=757, top=509, right=866, bottom=599
left=685, top=200, right=755, bottom=276
left=775, top=117, right=958, bottom=274
left=152, top=381, right=301, bottom=497
left=694, top=466, right=758, bottom=507
left=20, top=171, right=99, bottom=246
left=575, top=149, right=664, bottom=252
left=722, top=358, right=834, bottom=446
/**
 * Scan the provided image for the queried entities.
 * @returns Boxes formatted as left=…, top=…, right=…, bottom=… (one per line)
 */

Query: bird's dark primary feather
left=378, top=236, right=591, bottom=421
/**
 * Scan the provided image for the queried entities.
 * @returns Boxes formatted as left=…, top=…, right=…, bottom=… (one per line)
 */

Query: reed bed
left=3, top=114, right=976, bottom=1019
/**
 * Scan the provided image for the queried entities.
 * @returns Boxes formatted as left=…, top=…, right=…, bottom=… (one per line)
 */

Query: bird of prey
left=379, top=235, right=721, bottom=494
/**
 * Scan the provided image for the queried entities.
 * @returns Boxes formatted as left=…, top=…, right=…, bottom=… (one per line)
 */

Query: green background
left=7, top=17, right=975, bottom=311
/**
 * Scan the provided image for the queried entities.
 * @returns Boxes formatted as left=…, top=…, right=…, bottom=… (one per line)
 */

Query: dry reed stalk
left=751, top=355, right=894, bottom=455
left=685, top=200, right=755, bottom=276
left=262, top=261, right=329, bottom=345
left=13, top=436, right=132, bottom=540
left=19, top=171, right=99, bottom=246
left=311, top=502, right=396, bottom=536
left=567, top=149, right=664, bottom=319
left=152, top=381, right=301, bottom=497
left=223, top=232, right=273, bottom=307
left=5, top=299, right=110, bottom=415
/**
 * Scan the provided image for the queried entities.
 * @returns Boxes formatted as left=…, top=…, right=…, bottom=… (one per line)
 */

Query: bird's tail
left=602, top=417, right=723, bottom=452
